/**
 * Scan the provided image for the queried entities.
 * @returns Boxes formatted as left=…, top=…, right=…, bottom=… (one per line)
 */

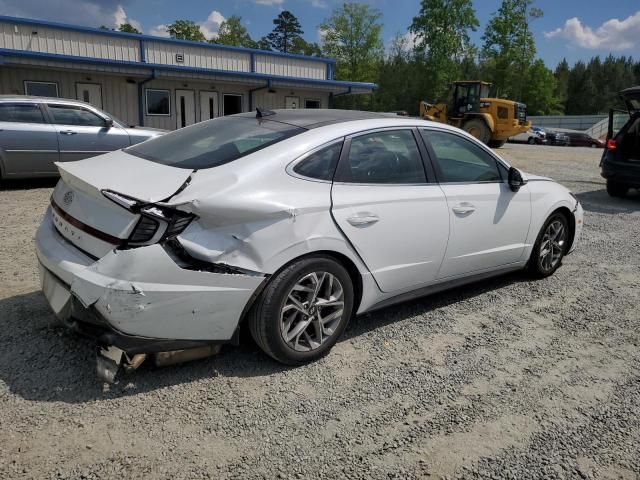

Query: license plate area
left=39, top=263, right=72, bottom=321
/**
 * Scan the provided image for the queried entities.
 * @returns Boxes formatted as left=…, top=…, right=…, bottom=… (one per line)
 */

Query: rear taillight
left=607, top=139, right=617, bottom=151
left=102, top=190, right=195, bottom=247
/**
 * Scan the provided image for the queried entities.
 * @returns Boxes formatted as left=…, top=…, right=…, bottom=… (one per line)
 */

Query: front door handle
left=452, top=202, right=476, bottom=215
left=347, top=212, right=379, bottom=227
left=60, top=130, right=77, bottom=135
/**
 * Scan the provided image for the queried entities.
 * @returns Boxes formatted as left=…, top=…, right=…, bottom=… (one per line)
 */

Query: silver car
left=35, top=109, right=583, bottom=382
left=0, top=96, right=164, bottom=180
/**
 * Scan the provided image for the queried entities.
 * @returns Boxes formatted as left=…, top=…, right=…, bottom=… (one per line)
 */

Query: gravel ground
left=0, top=143, right=639, bottom=479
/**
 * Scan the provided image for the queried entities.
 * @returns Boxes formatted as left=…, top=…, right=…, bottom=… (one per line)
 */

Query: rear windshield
left=126, top=116, right=305, bottom=169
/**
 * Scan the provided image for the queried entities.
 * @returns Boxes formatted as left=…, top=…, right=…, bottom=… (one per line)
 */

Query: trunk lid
left=620, top=87, right=640, bottom=114
left=51, top=151, right=193, bottom=258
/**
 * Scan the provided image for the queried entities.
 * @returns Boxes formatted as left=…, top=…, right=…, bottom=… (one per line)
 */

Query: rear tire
left=606, top=180, right=628, bottom=198
left=527, top=212, right=570, bottom=278
left=463, top=119, right=491, bottom=145
left=248, top=256, right=354, bottom=365
left=527, top=137, right=536, bottom=145
left=489, top=139, right=507, bottom=148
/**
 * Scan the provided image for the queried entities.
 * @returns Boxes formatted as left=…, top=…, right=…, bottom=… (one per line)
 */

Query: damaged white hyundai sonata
left=36, top=109, right=583, bottom=381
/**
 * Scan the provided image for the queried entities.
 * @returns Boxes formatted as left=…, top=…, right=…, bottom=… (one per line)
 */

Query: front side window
left=126, top=116, right=305, bottom=169
left=421, top=130, right=502, bottom=183
left=24, top=81, right=59, bottom=97
left=146, top=89, right=170, bottom=116
left=47, top=104, right=107, bottom=127
left=0, top=103, right=46, bottom=124
left=293, top=142, right=342, bottom=181
left=339, top=130, right=426, bottom=184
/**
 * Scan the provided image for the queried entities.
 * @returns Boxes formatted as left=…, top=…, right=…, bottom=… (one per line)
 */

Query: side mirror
left=104, top=118, right=114, bottom=129
left=508, top=167, right=528, bottom=192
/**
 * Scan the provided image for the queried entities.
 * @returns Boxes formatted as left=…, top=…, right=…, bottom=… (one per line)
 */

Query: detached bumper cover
left=36, top=209, right=266, bottom=347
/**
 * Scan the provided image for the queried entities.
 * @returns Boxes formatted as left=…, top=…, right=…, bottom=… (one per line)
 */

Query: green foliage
left=118, top=23, right=141, bottom=34
left=290, top=37, right=323, bottom=57
left=167, top=20, right=206, bottom=42
left=409, top=0, right=479, bottom=101
left=521, top=59, right=561, bottom=115
left=211, top=16, right=257, bottom=48
left=266, top=10, right=304, bottom=53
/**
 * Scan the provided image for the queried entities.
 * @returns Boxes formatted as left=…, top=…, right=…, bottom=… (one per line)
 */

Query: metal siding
left=0, top=21, right=140, bottom=62
left=144, top=41, right=251, bottom=73
left=255, top=54, right=325, bottom=80
left=252, top=88, right=329, bottom=110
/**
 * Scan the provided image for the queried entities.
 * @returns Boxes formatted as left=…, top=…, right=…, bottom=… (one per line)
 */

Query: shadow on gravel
left=576, top=189, right=639, bottom=215
left=0, top=271, right=527, bottom=404
left=0, top=178, right=58, bottom=191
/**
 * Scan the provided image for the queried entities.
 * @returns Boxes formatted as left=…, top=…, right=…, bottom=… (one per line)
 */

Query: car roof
left=0, top=95, right=94, bottom=107
left=235, top=109, right=399, bottom=129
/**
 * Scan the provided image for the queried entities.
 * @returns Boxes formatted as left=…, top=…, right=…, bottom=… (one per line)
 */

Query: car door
left=420, top=129, right=531, bottom=279
left=45, top=103, right=130, bottom=162
left=0, top=102, right=59, bottom=177
left=331, top=128, right=450, bottom=293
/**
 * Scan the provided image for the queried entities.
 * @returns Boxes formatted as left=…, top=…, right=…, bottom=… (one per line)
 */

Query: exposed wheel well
left=551, top=207, right=576, bottom=253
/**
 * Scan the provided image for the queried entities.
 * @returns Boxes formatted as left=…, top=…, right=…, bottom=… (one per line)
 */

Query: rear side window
left=339, top=130, right=426, bottom=184
left=126, top=116, right=305, bottom=169
left=47, top=105, right=106, bottom=127
left=293, top=142, right=342, bottom=181
left=421, top=130, right=502, bottom=183
left=0, top=103, right=46, bottom=124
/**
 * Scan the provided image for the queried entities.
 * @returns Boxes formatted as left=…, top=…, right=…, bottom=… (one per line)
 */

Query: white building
left=0, top=15, right=376, bottom=130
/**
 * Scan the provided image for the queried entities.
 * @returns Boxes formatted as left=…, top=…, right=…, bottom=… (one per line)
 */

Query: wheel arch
left=549, top=206, right=576, bottom=254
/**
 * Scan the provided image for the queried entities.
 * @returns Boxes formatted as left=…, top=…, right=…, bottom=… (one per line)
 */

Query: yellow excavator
left=420, top=81, right=531, bottom=148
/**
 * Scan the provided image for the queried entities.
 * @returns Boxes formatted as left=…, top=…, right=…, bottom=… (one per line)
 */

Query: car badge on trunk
left=63, top=191, right=74, bottom=206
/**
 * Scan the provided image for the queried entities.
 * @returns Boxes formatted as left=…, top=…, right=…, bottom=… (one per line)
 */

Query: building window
left=146, top=89, right=171, bottom=116
left=24, top=81, right=59, bottom=97
left=305, top=99, right=321, bottom=109
left=223, top=94, right=242, bottom=116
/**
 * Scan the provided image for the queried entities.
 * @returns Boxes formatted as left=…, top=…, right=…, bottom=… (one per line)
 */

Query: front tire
left=606, top=179, right=628, bottom=198
left=528, top=212, right=570, bottom=278
left=489, top=139, right=507, bottom=148
left=463, top=119, right=491, bottom=145
left=248, top=256, right=354, bottom=365
left=527, top=137, right=536, bottom=145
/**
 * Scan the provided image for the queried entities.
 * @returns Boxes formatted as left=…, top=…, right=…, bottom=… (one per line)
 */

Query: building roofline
left=0, top=48, right=377, bottom=91
left=0, top=15, right=338, bottom=64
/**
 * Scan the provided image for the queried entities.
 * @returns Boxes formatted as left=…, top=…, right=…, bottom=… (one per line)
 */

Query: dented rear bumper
left=36, top=208, right=266, bottom=349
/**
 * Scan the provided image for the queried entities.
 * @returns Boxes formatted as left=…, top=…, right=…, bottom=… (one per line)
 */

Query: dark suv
left=601, top=87, right=640, bottom=197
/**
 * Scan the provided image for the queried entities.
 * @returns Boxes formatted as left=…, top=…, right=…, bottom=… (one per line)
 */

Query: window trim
left=44, top=102, right=109, bottom=127
left=334, top=127, right=430, bottom=186
left=286, top=138, right=345, bottom=184
left=418, top=127, right=511, bottom=185
left=24, top=80, right=59, bottom=98
left=145, top=88, right=171, bottom=117
left=0, top=102, right=48, bottom=124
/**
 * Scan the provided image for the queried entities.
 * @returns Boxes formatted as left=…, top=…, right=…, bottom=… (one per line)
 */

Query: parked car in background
left=601, top=86, right=640, bottom=197
left=0, top=96, right=165, bottom=180
left=35, top=109, right=583, bottom=381
left=565, top=131, right=605, bottom=148
left=509, top=126, right=547, bottom=145
left=545, top=130, right=570, bottom=146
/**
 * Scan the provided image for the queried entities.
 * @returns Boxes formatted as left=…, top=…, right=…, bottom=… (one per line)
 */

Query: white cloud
left=113, top=5, right=142, bottom=32
left=311, top=0, right=327, bottom=7
left=254, top=0, right=284, bottom=5
left=149, top=24, right=170, bottom=37
left=198, top=10, right=226, bottom=40
left=545, top=11, right=640, bottom=50
left=402, top=31, right=419, bottom=50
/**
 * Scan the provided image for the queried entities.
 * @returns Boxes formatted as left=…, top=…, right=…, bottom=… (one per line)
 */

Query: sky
left=0, top=0, right=638, bottom=68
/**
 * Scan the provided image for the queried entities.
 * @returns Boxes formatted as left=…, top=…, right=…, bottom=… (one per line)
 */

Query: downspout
left=137, top=69, right=156, bottom=127
left=249, top=79, right=272, bottom=112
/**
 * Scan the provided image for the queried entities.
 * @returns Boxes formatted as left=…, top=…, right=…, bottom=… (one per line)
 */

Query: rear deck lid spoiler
left=56, top=150, right=194, bottom=203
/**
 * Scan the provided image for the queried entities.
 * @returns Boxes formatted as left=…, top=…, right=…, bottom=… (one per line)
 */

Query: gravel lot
left=1, top=143, right=639, bottom=479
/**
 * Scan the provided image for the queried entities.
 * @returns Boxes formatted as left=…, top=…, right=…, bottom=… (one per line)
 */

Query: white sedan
left=35, top=109, right=583, bottom=381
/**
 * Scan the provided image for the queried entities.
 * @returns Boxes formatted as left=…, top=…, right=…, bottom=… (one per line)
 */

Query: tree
left=257, top=37, right=272, bottom=51
left=481, top=0, right=543, bottom=100
left=118, top=23, right=141, bottom=34
left=211, top=16, right=257, bottom=48
left=553, top=58, right=570, bottom=112
left=290, top=37, right=323, bottom=57
left=166, top=20, right=206, bottom=42
left=266, top=10, right=304, bottom=53
left=410, top=0, right=479, bottom=102
left=520, top=59, right=560, bottom=115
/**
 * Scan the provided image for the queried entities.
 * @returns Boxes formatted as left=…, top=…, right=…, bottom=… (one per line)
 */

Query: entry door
left=175, top=90, right=196, bottom=129
left=331, top=129, right=450, bottom=293
left=285, top=96, right=300, bottom=109
left=199, top=91, right=218, bottom=122
left=223, top=94, right=242, bottom=116
left=76, top=83, right=103, bottom=109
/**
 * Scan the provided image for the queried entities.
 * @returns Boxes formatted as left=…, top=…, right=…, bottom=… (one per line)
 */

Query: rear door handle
left=452, top=202, right=476, bottom=215
left=347, top=212, right=379, bottom=226
left=60, top=130, right=77, bottom=135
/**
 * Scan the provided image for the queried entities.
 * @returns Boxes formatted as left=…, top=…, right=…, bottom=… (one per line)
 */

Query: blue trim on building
left=0, top=15, right=337, bottom=64
left=0, top=48, right=377, bottom=91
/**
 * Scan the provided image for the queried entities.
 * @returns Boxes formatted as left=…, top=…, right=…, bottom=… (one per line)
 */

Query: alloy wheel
left=280, top=272, right=345, bottom=352
left=539, top=220, right=566, bottom=271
